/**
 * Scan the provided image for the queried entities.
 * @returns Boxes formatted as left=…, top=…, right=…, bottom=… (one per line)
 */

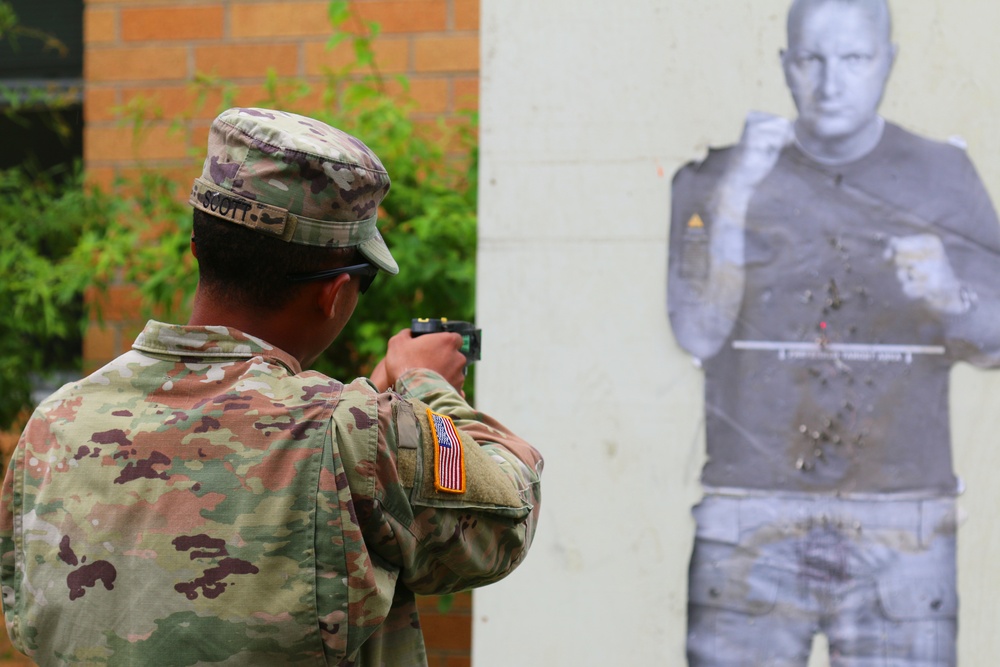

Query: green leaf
left=327, top=0, right=350, bottom=28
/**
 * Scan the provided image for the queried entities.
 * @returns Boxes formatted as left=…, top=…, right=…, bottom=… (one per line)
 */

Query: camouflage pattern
left=0, top=321, right=542, bottom=666
left=188, top=107, right=399, bottom=274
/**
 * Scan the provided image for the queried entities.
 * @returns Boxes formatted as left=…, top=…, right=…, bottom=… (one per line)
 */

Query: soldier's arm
left=336, top=372, right=541, bottom=595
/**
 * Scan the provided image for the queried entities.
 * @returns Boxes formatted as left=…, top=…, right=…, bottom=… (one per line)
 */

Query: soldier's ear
left=317, top=273, right=353, bottom=320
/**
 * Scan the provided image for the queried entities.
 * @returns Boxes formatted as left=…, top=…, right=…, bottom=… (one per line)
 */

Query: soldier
left=0, top=107, right=543, bottom=666
left=668, top=0, right=1000, bottom=664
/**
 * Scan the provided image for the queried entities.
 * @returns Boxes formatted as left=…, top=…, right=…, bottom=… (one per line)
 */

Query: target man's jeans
left=686, top=492, right=958, bottom=667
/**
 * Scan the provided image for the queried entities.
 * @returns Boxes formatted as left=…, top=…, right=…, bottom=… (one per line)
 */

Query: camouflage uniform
left=0, top=109, right=543, bottom=665
left=0, top=322, right=541, bottom=666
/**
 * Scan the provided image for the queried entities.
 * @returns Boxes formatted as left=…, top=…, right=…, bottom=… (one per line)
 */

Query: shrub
left=0, top=0, right=478, bottom=430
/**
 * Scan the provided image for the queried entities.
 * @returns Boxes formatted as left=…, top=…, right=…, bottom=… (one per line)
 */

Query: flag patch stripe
left=428, top=409, right=465, bottom=493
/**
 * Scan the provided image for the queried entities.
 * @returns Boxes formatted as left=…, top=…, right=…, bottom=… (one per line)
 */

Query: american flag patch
left=428, top=409, right=465, bottom=494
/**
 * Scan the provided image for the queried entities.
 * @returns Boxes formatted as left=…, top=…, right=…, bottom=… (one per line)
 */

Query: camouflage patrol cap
left=189, top=107, right=398, bottom=274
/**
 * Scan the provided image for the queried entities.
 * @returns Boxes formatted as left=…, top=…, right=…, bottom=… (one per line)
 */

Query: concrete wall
left=475, top=1, right=1000, bottom=664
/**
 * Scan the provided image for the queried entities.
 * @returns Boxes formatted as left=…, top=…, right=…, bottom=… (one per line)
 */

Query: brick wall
left=0, top=1, right=480, bottom=665
left=80, top=0, right=480, bottom=376
left=82, top=0, right=480, bottom=193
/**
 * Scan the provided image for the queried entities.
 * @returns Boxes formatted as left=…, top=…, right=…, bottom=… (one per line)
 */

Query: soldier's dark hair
left=192, top=209, right=360, bottom=312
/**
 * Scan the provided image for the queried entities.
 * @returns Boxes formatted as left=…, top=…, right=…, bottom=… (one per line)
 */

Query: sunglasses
left=286, top=263, right=379, bottom=294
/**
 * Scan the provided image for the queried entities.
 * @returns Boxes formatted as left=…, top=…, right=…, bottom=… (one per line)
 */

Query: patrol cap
left=189, top=107, right=399, bottom=275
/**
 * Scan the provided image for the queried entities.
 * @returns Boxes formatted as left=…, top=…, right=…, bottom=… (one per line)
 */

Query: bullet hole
left=827, top=279, right=843, bottom=310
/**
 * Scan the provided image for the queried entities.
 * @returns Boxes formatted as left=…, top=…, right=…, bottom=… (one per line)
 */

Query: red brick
left=217, top=81, right=327, bottom=115
left=188, top=88, right=230, bottom=121
left=354, top=1, right=447, bottom=34
left=0, top=430, right=22, bottom=464
left=85, top=124, right=191, bottom=162
left=190, top=124, right=211, bottom=153
left=86, top=46, right=189, bottom=82
left=86, top=285, right=144, bottom=322
left=122, top=6, right=224, bottom=42
left=84, top=8, right=117, bottom=44
left=234, top=0, right=448, bottom=37
left=194, top=43, right=299, bottom=79
left=83, top=323, right=118, bottom=363
left=385, top=76, right=449, bottom=114
left=413, top=36, right=478, bottom=73
left=453, top=0, right=479, bottom=31
left=84, top=166, right=119, bottom=192
left=86, top=0, right=175, bottom=4
left=231, top=2, right=333, bottom=39
left=416, top=591, right=471, bottom=612
left=419, top=613, right=471, bottom=652
left=443, top=657, right=471, bottom=667
left=282, top=86, right=326, bottom=112
left=169, top=85, right=279, bottom=123
left=85, top=87, right=120, bottom=123
left=303, top=38, right=409, bottom=76
left=452, top=77, right=478, bottom=112
left=120, top=86, right=204, bottom=120
left=159, top=82, right=245, bottom=122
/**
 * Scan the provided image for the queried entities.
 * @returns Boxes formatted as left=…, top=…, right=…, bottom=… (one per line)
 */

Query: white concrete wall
left=474, top=1, right=1000, bottom=665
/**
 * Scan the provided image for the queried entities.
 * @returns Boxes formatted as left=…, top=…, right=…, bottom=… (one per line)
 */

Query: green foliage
left=0, top=166, right=192, bottom=430
left=1, top=1, right=478, bottom=428
left=0, top=166, right=119, bottom=428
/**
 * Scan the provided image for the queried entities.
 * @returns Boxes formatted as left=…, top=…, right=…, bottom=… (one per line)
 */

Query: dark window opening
left=0, top=0, right=84, bottom=175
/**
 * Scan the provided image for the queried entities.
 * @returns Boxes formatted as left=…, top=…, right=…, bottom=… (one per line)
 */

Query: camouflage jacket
left=0, top=322, right=543, bottom=666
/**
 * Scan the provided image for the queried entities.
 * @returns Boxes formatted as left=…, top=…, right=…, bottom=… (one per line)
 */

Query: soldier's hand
left=725, top=111, right=795, bottom=190
left=381, top=328, right=467, bottom=393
